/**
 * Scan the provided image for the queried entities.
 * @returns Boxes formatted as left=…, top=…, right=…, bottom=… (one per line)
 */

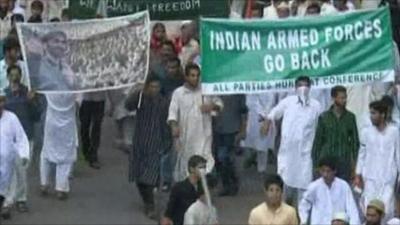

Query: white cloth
left=40, top=156, right=72, bottom=192
left=263, top=6, right=278, bottom=19
left=356, top=124, right=400, bottom=221
left=310, top=88, right=331, bottom=111
left=3, top=143, right=32, bottom=207
left=0, top=12, right=12, bottom=40
left=360, top=0, right=380, bottom=9
left=267, top=95, right=321, bottom=189
left=179, top=39, right=200, bottom=68
left=168, top=86, right=223, bottom=182
left=184, top=199, right=218, bottom=225
left=299, top=177, right=361, bottom=225
left=321, top=2, right=338, bottom=15
left=108, top=88, right=135, bottom=120
left=0, top=110, right=30, bottom=196
left=242, top=93, right=277, bottom=152
left=347, top=39, right=398, bottom=132
left=41, top=94, right=78, bottom=164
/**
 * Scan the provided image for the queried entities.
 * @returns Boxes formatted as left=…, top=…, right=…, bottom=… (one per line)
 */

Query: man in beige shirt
left=249, top=174, right=299, bottom=225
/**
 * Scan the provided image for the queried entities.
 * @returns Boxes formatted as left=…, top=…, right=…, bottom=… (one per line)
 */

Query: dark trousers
left=79, top=100, right=105, bottom=163
left=136, top=182, right=155, bottom=207
left=0, top=195, right=4, bottom=224
left=214, top=133, right=239, bottom=191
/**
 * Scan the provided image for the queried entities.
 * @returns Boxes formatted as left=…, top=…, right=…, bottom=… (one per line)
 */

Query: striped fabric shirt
left=312, top=106, right=360, bottom=169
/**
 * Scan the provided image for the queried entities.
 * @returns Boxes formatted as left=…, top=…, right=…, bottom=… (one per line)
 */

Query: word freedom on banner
left=69, top=0, right=229, bottom=20
left=201, top=7, right=395, bottom=95
left=17, top=11, right=150, bottom=93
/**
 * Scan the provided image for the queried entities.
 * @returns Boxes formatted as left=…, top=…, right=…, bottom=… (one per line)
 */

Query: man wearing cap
left=366, top=199, right=385, bottom=225
left=31, top=30, right=75, bottom=91
left=0, top=90, right=30, bottom=222
left=332, top=212, right=349, bottom=225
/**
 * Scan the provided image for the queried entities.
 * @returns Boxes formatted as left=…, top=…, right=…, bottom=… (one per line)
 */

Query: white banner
left=17, top=11, right=150, bottom=93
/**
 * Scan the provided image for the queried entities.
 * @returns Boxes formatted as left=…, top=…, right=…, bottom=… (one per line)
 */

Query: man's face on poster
left=46, top=34, right=68, bottom=59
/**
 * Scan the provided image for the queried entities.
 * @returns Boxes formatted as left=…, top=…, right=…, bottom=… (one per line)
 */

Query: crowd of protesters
left=1, top=0, right=400, bottom=224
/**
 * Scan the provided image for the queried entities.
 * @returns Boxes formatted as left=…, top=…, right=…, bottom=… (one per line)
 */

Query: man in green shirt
left=312, top=85, right=359, bottom=183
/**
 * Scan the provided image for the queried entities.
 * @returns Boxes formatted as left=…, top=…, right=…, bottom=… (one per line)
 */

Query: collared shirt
left=165, top=178, right=199, bottom=225
left=299, top=177, right=360, bottom=225
left=0, top=59, right=29, bottom=91
left=248, top=202, right=298, bottom=225
left=267, top=95, right=321, bottom=189
left=312, top=106, right=360, bottom=169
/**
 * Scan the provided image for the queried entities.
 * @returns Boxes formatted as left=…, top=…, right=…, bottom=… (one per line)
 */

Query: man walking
left=0, top=91, right=29, bottom=223
left=125, top=76, right=171, bottom=219
left=299, top=157, right=360, bottom=225
left=260, top=76, right=321, bottom=206
left=312, top=85, right=359, bottom=182
left=80, top=91, right=106, bottom=169
left=213, top=94, right=248, bottom=196
left=355, top=100, right=400, bottom=221
left=168, top=63, right=223, bottom=181
left=248, top=174, right=298, bottom=225
left=2, top=65, right=39, bottom=217
left=40, top=94, right=78, bottom=200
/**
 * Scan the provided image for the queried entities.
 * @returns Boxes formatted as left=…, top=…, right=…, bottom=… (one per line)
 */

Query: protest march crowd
left=1, top=0, right=400, bottom=225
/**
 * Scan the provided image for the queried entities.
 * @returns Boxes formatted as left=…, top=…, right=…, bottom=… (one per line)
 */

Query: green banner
left=69, top=0, right=229, bottom=20
left=201, top=7, right=395, bottom=95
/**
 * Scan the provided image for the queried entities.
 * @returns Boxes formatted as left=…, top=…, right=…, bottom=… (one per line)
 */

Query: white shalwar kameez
left=184, top=200, right=218, bottom=225
left=266, top=95, right=321, bottom=201
left=0, top=111, right=30, bottom=197
left=242, top=94, right=277, bottom=172
left=299, top=177, right=361, bottom=225
left=348, top=42, right=399, bottom=133
left=356, top=124, right=400, bottom=221
left=168, top=86, right=223, bottom=182
left=40, top=94, right=78, bottom=192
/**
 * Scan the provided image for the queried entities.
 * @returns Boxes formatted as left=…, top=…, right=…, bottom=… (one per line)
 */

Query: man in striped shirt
left=312, top=85, right=359, bottom=183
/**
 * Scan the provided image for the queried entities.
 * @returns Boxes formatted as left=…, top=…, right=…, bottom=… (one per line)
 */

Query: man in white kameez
left=261, top=76, right=321, bottom=206
left=40, top=93, right=78, bottom=200
left=168, top=63, right=223, bottom=182
left=0, top=92, right=29, bottom=220
left=299, top=157, right=360, bottom=225
left=355, top=100, right=400, bottom=222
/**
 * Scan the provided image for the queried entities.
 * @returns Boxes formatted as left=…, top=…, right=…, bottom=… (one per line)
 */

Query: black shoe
left=40, top=185, right=50, bottom=197
left=89, top=161, right=101, bottom=169
left=16, top=202, right=29, bottom=213
left=57, top=191, right=69, bottom=201
left=1, top=207, right=11, bottom=220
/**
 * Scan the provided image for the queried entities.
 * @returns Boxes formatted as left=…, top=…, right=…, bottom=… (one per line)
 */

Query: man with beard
left=32, top=31, right=75, bottom=91
left=365, top=199, right=386, bottom=225
left=355, top=101, right=400, bottom=222
left=125, top=75, right=171, bottom=219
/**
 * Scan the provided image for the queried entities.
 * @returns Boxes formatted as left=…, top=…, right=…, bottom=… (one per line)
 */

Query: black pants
left=136, top=183, right=155, bottom=207
left=79, top=100, right=105, bottom=163
left=0, top=195, right=4, bottom=224
left=214, top=133, right=239, bottom=191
